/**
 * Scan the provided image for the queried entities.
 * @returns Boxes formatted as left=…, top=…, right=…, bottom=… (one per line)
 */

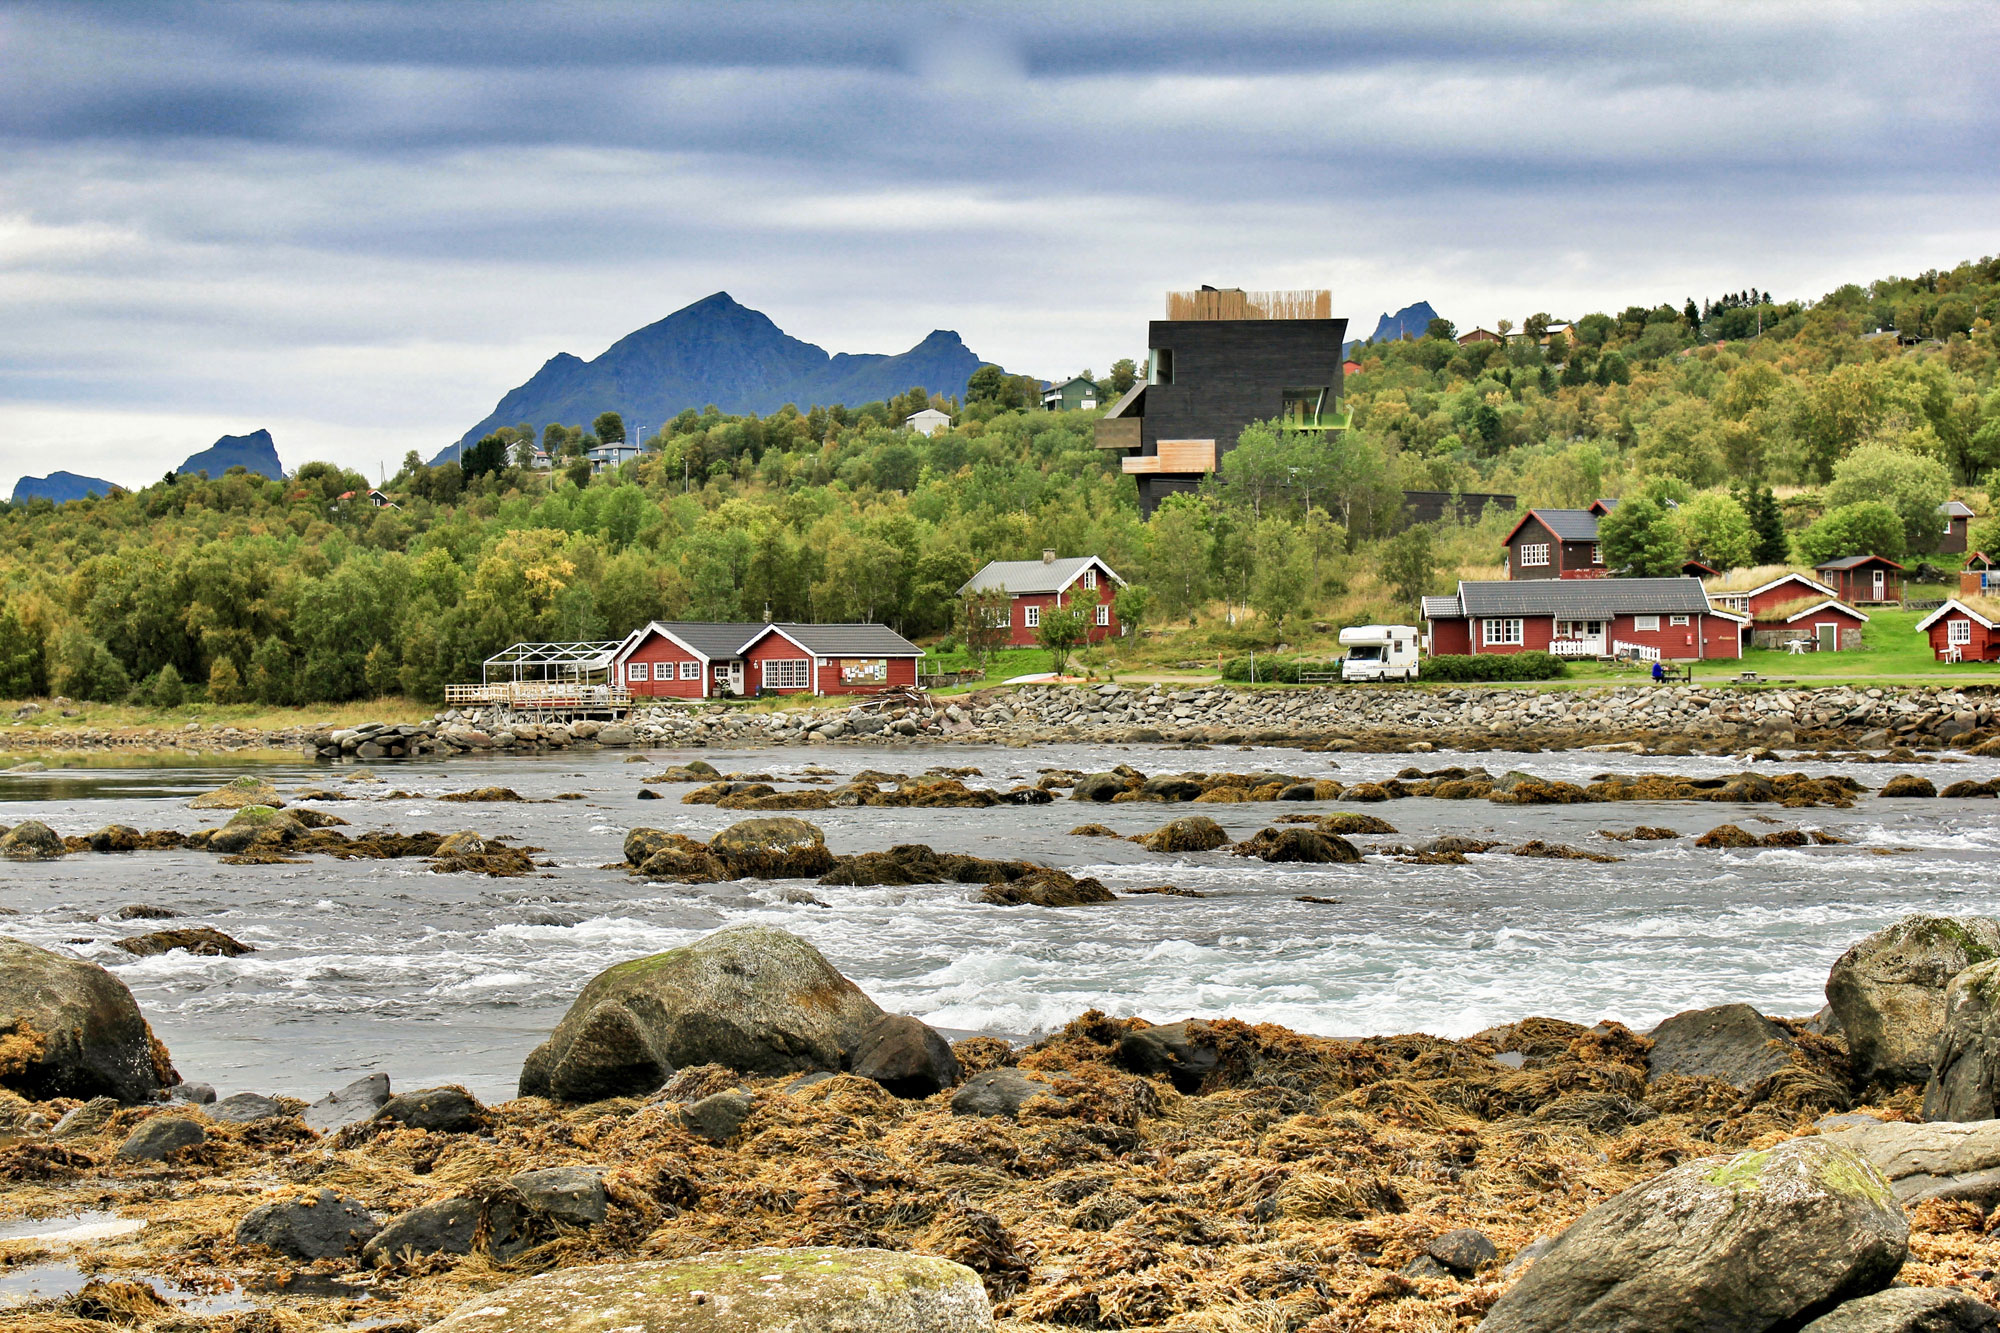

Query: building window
left=1592, top=544, right=1604, bottom=565
left=1634, top=615, right=1660, bottom=631
left=679, top=660, right=699, bottom=680
left=1150, top=347, right=1174, bottom=385
left=1555, top=619, right=1603, bottom=638
left=1025, top=604, right=1041, bottom=628
left=628, top=662, right=649, bottom=682
left=764, top=659, right=810, bottom=690
left=1096, top=605, right=1110, bottom=626
left=1518, top=543, right=1550, bottom=567
left=1950, top=619, right=1973, bottom=645
left=1482, top=618, right=1524, bottom=646
left=713, top=664, right=730, bottom=680
left=1670, top=615, right=1690, bottom=626
left=1081, top=569, right=1096, bottom=590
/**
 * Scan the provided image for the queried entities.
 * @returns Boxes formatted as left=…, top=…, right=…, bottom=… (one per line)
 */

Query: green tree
left=1249, top=517, right=1313, bottom=633
left=1107, top=359, right=1138, bottom=395
left=1111, top=583, right=1150, bottom=640
left=592, top=411, right=626, bottom=445
left=1598, top=496, right=1684, bottom=576
left=1425, top=317, right=1457, bottom=342
left=207, top=655, right=245, bottom=705
left=1379, top=524, right=1436, bottom=607
left=1796, top=501, right=1906, bottom=564
left=0, top=603, right=41, bottom=698
left=462, top=434, right=508, bottom=481
left=1737, top=483, right=1790, bottom=565
left=1037, top=586, right=1094, bottom=675
left=248, top=634, right=301, bottom=706
left=1148, top=498, right=1213, bottom=624
left=149, top=663, right=186, bottom=709
left=1823, top=441, right=1951, bottom=554
left=1594, top=351, right=1631, bottom=386
left=47, top=625, right=130, bottom=702
left=962, top=587, right=1010, bottom=663
left=1673, top=492, right=1754, bottom=571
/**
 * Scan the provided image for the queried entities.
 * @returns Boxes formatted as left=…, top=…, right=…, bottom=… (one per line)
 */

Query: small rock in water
left=113, top=904, right=180, bottom=920
left=115, top=927, right=253, bottom=958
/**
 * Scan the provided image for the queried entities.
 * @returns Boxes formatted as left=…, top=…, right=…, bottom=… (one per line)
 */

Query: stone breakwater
left=303, top=682, right=2000, bottom=759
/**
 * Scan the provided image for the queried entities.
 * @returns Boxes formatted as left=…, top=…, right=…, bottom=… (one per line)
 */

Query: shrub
left=207, top=656, right=245, bottom=705
left=47, top=626, right=130, bottom=702
left=1421, top=652, right=1569, bottom=682
left=149, top=663, right=186, bottom=709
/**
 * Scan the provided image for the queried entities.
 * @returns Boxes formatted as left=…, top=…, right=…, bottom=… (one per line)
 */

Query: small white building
left=905, top=407, right=953, bottom=437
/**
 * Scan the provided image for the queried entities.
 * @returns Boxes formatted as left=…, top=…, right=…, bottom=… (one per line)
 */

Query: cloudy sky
left=1, top=1, right=1996, bottom=487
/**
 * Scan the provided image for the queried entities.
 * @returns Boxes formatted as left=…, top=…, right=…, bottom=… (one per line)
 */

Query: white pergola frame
left=481, top=641, right=619, bottom=687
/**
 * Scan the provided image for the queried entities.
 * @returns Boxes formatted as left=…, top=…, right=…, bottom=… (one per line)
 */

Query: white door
left=1873, top=570, right=1885, bottom=599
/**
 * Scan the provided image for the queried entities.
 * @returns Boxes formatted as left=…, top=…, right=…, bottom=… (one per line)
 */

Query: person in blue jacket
left=1651, top=659, right=1666, bottom=682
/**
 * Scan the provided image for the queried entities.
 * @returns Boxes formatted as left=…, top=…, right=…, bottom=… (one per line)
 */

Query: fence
left=444, top=682, right=632, bottom=711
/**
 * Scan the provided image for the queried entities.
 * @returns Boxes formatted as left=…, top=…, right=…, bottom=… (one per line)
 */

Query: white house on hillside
left=905, top=407, right=953, bottom=436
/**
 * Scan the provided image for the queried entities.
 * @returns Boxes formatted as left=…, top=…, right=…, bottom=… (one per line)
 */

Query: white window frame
left=1517, top=542, right=1551, bottom=568
left=679, top=660, right=700, bottom=680
left=1024, top=604, right=1041, bottom=628
left=1669, top=615, right=1690, bottom=626
left=1592, top=544, right=1604, bottom=565
left=1482, top=617, right=1524, bottom=646
left=1081, top=568, right=1097, bottom=590
left=628, top=662, right=649, bottom=682
left=1095, top=604, right=1109, bottom=626
left=763, top=658, right=811, bottom=690
left=1950, top=619, right=1973, bottom=645
left=1634, top=615, right=1660, bottom=632
left=1555, top=619, right=1603, bottom=638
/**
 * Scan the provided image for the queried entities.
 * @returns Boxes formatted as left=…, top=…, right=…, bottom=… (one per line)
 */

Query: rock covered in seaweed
left=0, top=936, right=177, bottom=1103
left=518, top=925, right=885, bottom=1101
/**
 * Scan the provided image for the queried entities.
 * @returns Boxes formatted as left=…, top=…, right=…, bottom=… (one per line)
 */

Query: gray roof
left=1419, top=596, right=1461, bottom=620
left=1814, top=554, right=1903, bottom=571
left=1431, top=577, right=1715, bottom=619
left=1943, top=500, right=1977, bottom=518
left=957, top=556, right=1124, bottom=597
left=1102, top=383, right=1146, bottom=419
left=1515, top=508, right=1601, bottom=542
left=753, top=623, right=924, bottom=657
left=630, top=622, right=760, bottom=661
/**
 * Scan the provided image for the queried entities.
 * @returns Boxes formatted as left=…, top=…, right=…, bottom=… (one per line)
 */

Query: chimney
left=1042, top=549, right=1056, bottom=564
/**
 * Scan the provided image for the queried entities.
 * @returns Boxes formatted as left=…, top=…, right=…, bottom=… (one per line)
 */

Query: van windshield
left=1347, top=645, right=1383, bottom=661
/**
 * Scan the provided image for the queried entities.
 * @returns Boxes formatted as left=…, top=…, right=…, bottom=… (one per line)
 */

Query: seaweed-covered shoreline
left=3, top=1005, right=1993, bottom=1333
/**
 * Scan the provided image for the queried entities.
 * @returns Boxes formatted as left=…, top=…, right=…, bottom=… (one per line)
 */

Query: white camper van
left=1339, top=625, right=1420, bottom=682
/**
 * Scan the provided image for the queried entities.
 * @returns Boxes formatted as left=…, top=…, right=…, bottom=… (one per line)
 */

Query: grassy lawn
left=0, top=697, right=436, bottom=733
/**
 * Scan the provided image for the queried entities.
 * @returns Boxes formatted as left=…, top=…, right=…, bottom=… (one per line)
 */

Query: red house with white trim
left=611, top=622, right=756, bottom=699
left=1421, top=577, right=1742, bottom=661
left=1814, top=555, right=1905, bottom=606
left=1704, top=572, right=1867, bottom=652
left=738, top=623, right=925, bottom=696
left=956, top=552, right=1125, bottom=648
left=1917, top=599, right=2000, bottom=663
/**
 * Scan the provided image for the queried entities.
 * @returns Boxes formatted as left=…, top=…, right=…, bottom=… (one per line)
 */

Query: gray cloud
left=0, top=1, right=1995, bottom=486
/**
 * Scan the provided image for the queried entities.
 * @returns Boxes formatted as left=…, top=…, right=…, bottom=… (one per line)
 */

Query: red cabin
left=956, top=553, right=1125, bottom=648
left=1917, top=599, right=2000, bottom=663
left=612, top=622, right=755, bottom=699
left=1813, top=555, right=1904, bottom=606
left=1706, top=573, right=1867, bottom=652
left=738, top=623, right=924, bottom=696
left=1421, top=577, right=1742, bottom=661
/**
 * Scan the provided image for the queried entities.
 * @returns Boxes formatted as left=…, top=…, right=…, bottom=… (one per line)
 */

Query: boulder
left=638, top=847, right=728, bottom=881
left=375, top=1085, right=487, bottom=1133
left=1117, top=1021, right=1222, bottom=1093
left=708, top=818, right=837, bottom=878
left=1821, top=1119, right=2000, bottom=1210
left=1070, top=772, right=1130, bottom=802
left=360, top=1197, right=484, bottom=1267
left=848, top=1014, right=961, bottom=1098
left=1646, top=1003, right=1799, bottom=1089
left=1429, top=1227, right=1498, bottom=1276
left=950, top=1068, right=1056, bottom=1118
left=87, top=824, right=142, bottom=853
left=0, top=819, right=64, bottom=860
left=1927, top=960, right=2000, bottom=1121
left=1318, top=812, right=1397, bottom=835
left=422, top=1247, right=996, bottom=1333
left=976, top=870, right=1115, bottom=907
left=435, top=831, right=489, bottom=857
left=207, top=1092, right=286, bottom=1123
left=1477, top=1137, right=1906, bottom=1333
left=512, top=1166, right=609, bottom=1227
left=1799, top=1288, right=2000, bottom=1332
left=624, top=828, right=690, bottom=865
left=0, top=937, right=176, bottom=1102
left=207, top=805, right=306, bottom=854
left=1134, top=816, right=1230, bottom=854
left=189, top=776, right=285, bottom=809
left=519, top=925, right=886, bottom=1101
left=235, top=1188, right=380, bottom=1259
left=1827, top=915, right=2000, bottom=1086
left=1880, top=775, right=1938, bottom=798
left=116, top=1115, right=208, bottom=1161
left=304, top=1073, right=391, bottom=1134
left=679, top=1090, right=756, bottom=1144
left=1232, top=827, right=1361, bottom=863
left=115, top=927, right=252, bottom=958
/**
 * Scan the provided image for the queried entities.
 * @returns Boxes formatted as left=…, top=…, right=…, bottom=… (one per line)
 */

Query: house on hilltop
left=1041, top=375, right=1099, bottom=412
left=958, top=552, right=1125, bottom=648
left=905, top=407, right=953, bottom=436
left=1422, top=577, right=1743, bottom=661
left=1502, top=509, right=1606, bottom=579
left=1456, top=328, right=1504, bottom=345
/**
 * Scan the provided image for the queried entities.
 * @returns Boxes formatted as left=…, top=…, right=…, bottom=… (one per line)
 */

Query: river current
left=3, top=743, right=1998, bottom=1103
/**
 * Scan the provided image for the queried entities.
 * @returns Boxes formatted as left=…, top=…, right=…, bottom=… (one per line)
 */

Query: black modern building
left=1096, top=288, right=1347, bottom=515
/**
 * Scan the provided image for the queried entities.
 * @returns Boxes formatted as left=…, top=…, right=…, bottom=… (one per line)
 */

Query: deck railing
left=444, top=682, right=632, bottom=709
left=1547, top=639, right=1605, bottom=658
left=1612, top=640, right=1661, bottom=662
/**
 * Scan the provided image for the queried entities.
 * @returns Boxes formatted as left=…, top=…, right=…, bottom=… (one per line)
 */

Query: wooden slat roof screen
left=1165, top=289, right=1331, bottom=321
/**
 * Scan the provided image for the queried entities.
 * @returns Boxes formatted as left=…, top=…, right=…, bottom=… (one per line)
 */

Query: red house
left=1502, top=509, right=1606, bottom=579
left=738, top=623, right=924, bottom=696
left=957, top=553, right=1125, bottom=648
left=1813, top=555, right=1905, bottom=605
left=1421, top=577, right=1742, bottom=661
left=1704, top=572, right=1867, bottom=652
left=1917, top=599, right=2000, bottom=662
left=612, top=622, right=756, bottom=699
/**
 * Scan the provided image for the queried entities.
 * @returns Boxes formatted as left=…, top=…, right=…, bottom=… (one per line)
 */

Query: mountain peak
left=178, top=429, right=283, bottom=480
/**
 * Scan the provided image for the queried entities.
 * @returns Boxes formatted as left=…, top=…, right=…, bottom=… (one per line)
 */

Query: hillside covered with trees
left=4, top=255, right=2000, bottom=706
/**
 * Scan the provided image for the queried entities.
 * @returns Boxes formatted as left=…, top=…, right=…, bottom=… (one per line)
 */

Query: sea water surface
left=3, top=742, right=1998, bottom=1103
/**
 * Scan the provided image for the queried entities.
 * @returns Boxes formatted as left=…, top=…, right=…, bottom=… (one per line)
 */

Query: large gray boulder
left=0, top=937, right=176, bottom=1102
left=1647, top=1003, right=1799, bottom=1089
left=236, top=1188, right=380, bottom=1259
left=0, top=819, right=65, bottom=860
left=1927, top=960, right=2000, bottom=1121
left=1821, top=1119, right=2000, bottom=1210
left=423, top=1247, right=995, bottom=1333
left=303, top=1072, right=390, bottom=1133
left=1828, top=915, right=2000, bottom=1087
left=1799, top=1287, right=2000, bottom=1332
left=1478, top=1137, right=1906, bottom=1333
left=708, top=818, right=836, bottom=878
left=519, top=926, right=885, bottom=1102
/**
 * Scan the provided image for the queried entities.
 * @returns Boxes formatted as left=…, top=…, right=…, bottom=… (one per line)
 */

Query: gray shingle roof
left=1814, top=555, right=1904, bottom=571
left=1431, top=577, right=1715, bottom=618
left=1943, top=500, right=1977, bottom=518
left=754, top=624, right=924, bottom=657
left=634, top=622, right=760, bottom=660
left=957, top=556, right=1124, bottom=597
left=1521, top=508, right=1602, bottom=541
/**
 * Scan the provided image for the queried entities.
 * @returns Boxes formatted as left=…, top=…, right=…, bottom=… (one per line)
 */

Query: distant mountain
left=1344, top=301, right=1442, bottom=357
left=12, top=471, right=118, bottom=504
left=441, top=293, right=991, bottom=461
left=177, top=429, right=283, bottom=480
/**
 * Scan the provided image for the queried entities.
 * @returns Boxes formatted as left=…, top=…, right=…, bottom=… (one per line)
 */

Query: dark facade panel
left=1400, top=490, right=1517, bottom=527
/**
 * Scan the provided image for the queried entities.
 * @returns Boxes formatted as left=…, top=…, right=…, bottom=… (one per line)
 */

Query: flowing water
left=4, top=743, right=1999, bottom=1104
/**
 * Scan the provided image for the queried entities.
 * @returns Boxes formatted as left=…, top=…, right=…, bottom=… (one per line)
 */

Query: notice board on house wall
left=840, top=659, right=887, bottom=684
